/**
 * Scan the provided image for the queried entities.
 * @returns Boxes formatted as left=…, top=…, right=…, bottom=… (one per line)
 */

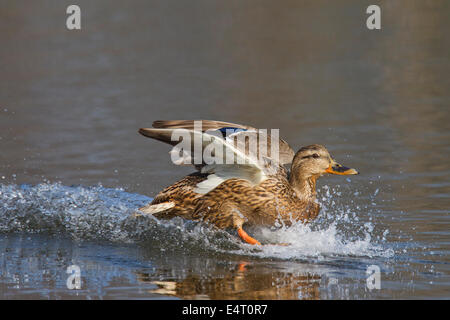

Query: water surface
left=0, top=0, right=449, bottom=299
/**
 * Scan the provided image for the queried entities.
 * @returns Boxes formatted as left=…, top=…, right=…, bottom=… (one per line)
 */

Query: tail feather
left=138, top=202, right=175, bottom=215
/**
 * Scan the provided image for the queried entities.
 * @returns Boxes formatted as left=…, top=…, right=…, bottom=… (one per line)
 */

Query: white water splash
left=235, top=222, right=393, bottom=260
left=0, top=182, right=394, bottom=260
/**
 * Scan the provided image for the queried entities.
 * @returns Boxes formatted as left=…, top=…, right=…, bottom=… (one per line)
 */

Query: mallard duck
left=138, top=120, right=358, bottom=245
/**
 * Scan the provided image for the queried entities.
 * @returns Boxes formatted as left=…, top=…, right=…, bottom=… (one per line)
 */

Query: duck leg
left=215, top=201, right=261, bottom=245
left=196, top=200, right=262, bottom=245
left=237, top=227, right=261, bottom=245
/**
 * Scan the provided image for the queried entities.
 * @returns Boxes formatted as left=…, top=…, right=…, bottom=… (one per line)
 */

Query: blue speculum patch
left=217, top=127, right=247, bottom=138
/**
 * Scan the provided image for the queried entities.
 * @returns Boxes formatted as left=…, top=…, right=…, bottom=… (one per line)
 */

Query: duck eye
left=312, top=153, right=320, bottom=159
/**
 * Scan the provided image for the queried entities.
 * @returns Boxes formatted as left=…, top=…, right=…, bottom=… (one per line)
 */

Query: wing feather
left=139, top=120, right=294, bottom=194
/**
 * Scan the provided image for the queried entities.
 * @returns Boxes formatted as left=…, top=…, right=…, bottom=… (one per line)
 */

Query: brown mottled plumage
left=138, top=120, right=358, bottom=245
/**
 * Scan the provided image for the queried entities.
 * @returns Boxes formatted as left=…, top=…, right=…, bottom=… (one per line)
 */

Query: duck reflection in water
left=136, top=261, right=321, bottom=300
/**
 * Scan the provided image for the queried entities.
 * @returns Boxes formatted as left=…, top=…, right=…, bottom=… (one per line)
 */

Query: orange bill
left=325, top=163, right=359, bottom=175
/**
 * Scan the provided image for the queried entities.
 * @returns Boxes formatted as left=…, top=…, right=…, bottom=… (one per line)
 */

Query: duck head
left=289, top=144, right=358, bottom=198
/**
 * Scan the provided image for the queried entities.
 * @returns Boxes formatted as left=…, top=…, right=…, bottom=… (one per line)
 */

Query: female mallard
left=138, top=120, right=358, bottom=245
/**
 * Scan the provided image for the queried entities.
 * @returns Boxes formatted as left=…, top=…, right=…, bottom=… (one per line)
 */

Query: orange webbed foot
left=237, top=227, right=261, bottom=245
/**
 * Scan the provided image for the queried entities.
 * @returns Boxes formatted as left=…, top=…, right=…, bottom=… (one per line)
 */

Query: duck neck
left=289, top=173, right=317, bottom=202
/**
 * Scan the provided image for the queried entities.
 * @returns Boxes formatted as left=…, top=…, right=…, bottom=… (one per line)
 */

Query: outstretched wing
left=140, top=120, right=294, bottom=165
left=139, top=120, right=294, bottom=194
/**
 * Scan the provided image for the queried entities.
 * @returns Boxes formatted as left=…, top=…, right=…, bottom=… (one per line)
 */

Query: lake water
left=0, top=0, right=449, bottom=299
